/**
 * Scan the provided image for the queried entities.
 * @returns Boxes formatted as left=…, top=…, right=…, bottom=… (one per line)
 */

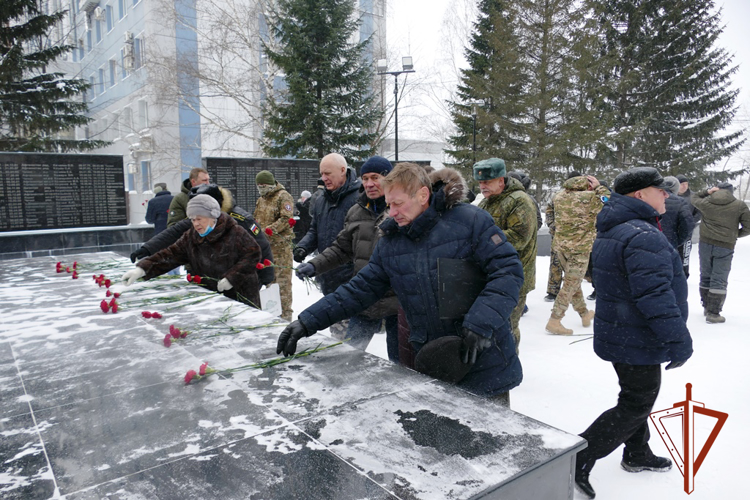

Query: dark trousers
left=678, top=239, right=692, bottom=279
left=346, top=314, right=399, bottom=362
left=576, top=363, right=661, bottom=473
left=698, top=241, right=734, bottom=292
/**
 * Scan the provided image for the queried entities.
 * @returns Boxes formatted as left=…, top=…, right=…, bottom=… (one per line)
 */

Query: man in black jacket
left=676, top=174, right=701, bottom=278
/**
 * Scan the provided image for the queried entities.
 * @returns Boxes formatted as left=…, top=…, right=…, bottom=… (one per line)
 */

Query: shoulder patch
left=284, top=203, right=293, bottom=212
left=249, top=223, right=260, bottom=236
left=231, top=211, right=246, bottom=222
left=491, top=234, right=503, bottom=245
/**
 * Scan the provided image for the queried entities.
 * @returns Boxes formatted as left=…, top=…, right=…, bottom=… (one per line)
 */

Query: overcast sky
left=386, top=0, right=750, bottom=172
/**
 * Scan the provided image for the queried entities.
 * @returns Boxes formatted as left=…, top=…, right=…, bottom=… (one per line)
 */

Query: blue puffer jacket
left=298, top=168, right=362, bottom=293
left=300, top=168, right=524, bottom=397
left=592, top=193, right=692, bottom=365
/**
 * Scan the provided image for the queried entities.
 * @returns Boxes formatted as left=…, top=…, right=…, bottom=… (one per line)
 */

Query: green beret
left=473, top=158, right=506, bottom=181
left=255, top=170, right=275, bottom=185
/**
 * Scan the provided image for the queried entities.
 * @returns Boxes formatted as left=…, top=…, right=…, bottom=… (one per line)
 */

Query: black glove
left=293, top=247, right=308, bottom=263
left=130, top=247, right=151, bottom=263
left=666, top=360, right=687, bottom=370
left=460, top=328, right=492, bottom=365
left=276, top=320, right=313, bottom=357
left=295, top=262, right=315, bottom=280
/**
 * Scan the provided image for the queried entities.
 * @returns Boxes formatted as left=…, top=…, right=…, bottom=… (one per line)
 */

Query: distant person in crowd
left=167, top=167, right=211, bottom=227
left=546, top=174, right=609, bottom=336
left=122, top=194, right=262, bottom=307
left=475, top=159, right=538, bottom=351
left=294, top=153, right=362, bottom=339
left=277, top=164, right=524, bottom=406
left=691, top=182, right=750, bottom=323
left=293, top=190, right=313, bottom=245
left=544, top=171, right=582, bottom=303
left=574, top=166, right=692, bottom=500
left=295, top=156, right=399, bottom=361
left=676, top=174, right=701, bottom=278
left=254, top=170, right=295, bottom=321
left=508, top=171, right=543, bottom=229
left=145, top=183, right=173, bottom=236
left=660, top=176, right=696, bottom=251
left=130, top=184, right=275, bottom=289
left=307, top=178, right=326, bottom=215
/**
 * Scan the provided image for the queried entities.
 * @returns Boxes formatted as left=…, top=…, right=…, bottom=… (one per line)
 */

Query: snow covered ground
left=291, top=237, right=749, bottom=500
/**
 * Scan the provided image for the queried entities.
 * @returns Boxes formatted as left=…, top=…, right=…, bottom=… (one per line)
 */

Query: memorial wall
left=0, top=153, right=127, bottom=232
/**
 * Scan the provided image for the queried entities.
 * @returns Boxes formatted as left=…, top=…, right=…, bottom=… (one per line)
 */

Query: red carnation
left=265, top=227, right=273, bottom=236
left=111, top=303, right=118, bottom=313
left=193, top=275, right=202, bottom=284
left=92, top=274, right=97, bottom=281
left=56, top=261, right=62, bottom=268
left=199, top=362, right=208, bottom=376
left=263, top=259, right=272, bottom=267
left=180, top=330, right=188, bottom=338
left=256, top=263, right=265, bottom=270
left=109, top=298, right=117, bottom=308
left=169, top=324, right=177, bottom=335
left=106, top=290, right=112, bottom=297
left=163, top=334, right=172, bottom=348
left=186, top=274, right=193, bottom=282
left=56, top=265, right=64, bottom=273
left=288, top=217, right=297, bottom=227
left=100, top=300, right=109, bottom=313
left=184, top=370, right=197, bottom=384
left=114, top=292, right=120, bottom=298
left=72, top=272, right=78, bottom=279
left=171, top=327, right=181, bottom=339
left=73, top=261, right=78, bottom=269
left=142, top=311, right=153, bottom=318
left=104, top=279, right=111, bottom=288
left=65, top=267, right=71, bottom=273
left=152, top=312, right=162, bottom=319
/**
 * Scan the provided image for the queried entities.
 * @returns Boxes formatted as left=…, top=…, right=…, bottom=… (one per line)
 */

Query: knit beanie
left=718, top=182, right=734, bottom=192
left=360, top=156, right=393, bottom=176
left=187, top=194, right=221, bottom=219
left=255, top=170, right=275, bottom=186
left=663, top=176, right=680, bottom=195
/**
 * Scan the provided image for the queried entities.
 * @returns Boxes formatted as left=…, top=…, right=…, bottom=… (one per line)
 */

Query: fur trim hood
left=219, top=186, right=235, bottom=213
left=429, top=168, right=467, bottom=209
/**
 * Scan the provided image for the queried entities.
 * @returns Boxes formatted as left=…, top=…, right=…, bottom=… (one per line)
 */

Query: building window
left=86, top=30, right=92, bottom=52
left=137, top=100, right=149, bottom=130
left=106, top=5, right=113, bottom=31
left=78, top=39, right=84, bottom=60
left=120, top=107, right=133, bottom=135
left=134, top=37, right=144, bottom=69
left=140, top=160, right=151, bottom=192
left=98, top=68, right=105, bottom=94
left=95, top=19, right=101, bottom=43
left=120, top=48, right=129, bottom=78
left=109, top=59, right=116, bottom=87
left=89, top=75, right=96, bottom=100
left=118, top=0, right=125, bottom=19
left=127, top=170, right=135, bottom=191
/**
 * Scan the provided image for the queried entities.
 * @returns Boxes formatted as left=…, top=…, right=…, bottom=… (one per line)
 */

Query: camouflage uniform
left=544, top=198, right=563, bottom=296
left=479, top=176, right=538, bottom=350
left=254, top=182, right=295, bottom=320
left=550, top=177, right=609, bottom=319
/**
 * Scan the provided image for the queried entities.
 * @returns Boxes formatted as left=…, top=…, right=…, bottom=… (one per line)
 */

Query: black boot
left=544, top=293, right=557, bottom=302
left=621, top=449, right=672, bottom=473
left=706, top=292, right=726, bottom=324
left=699, top=287, right=709, bottom=316
left=575, top=470, right=596, bottom=499
left=587, top=290, right=596, bottom=301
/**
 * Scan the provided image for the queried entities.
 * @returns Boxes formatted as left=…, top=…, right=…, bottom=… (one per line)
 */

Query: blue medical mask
left=198, top=225, right=214, bottom=237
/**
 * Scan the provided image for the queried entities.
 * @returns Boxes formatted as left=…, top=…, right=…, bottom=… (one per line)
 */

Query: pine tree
left=0, top=0, right=106, bottom=152
left=261, top=0, right=382, bottom=161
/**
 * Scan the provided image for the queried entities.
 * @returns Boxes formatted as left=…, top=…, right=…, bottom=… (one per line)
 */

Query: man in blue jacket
left=574, top=167, right=693, bottom=499
left=278, top=163, right=524, bottom=405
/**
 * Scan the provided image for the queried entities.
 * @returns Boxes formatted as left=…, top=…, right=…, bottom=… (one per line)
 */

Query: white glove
left=122, top=267, right=146, bottom=286
left=217, top=277, right=233, bottom=292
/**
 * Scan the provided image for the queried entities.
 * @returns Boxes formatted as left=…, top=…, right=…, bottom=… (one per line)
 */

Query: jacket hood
left=596, top=192, right=660, bottom=233
left=325, top=168, right=361, bottom=202
left=562, top=176, right=589, bottom=192
left=181, top=178, right=192, bottom=194
left=429, top=167, right=467, bottom=209
left=707, top=189, right=736, bottom=206
left=219, top=186, right=234, bottom=213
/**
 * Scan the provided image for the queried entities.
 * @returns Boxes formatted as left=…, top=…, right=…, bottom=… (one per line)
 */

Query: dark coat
left=145, top=190, right=173, bottom=235
left=308, top=191, right=398, bottom=319
left=592, top=193, right=692, bottom=365
left=137, top=213, right=262, bottom=307
left=660, top=193, right=696, bottom=249
left=140, top=187, right=274, bottom=287
left=691, top=188, right=750, bottom=250
left=299, top=168, right=524, bottom=397
left=298, top=168, right=362, bottom=293
left=293, top=198, right=312, bottom=244
left=679, top=188, right=702, bottom=224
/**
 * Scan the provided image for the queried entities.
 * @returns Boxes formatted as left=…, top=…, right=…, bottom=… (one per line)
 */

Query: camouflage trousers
left=547, top=248, right=563, bottom=296
left=550, top=250, right=589, bottom=319
left=509, top=292, right=527, bottom=354
left=270, top=239, right=293, bottom=321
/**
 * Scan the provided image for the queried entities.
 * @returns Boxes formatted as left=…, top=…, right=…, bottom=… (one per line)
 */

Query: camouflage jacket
left=552, top=176, right=610, bottom=255
left=478, top=177, right=537, bottom=295
left=253, top=182, right=295, bottom=241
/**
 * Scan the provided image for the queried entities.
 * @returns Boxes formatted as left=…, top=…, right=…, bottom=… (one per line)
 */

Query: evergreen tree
left=592, top=0, right=744, bottom=180
left=261, top=0, right=382, bottom=161
left=0, top=0, right=106, bottom=152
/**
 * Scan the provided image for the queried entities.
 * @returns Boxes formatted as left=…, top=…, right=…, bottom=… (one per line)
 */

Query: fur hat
left=718, top=182, right=734, bottom=192
left=187, top=194, right=221, bottom=219
left=255, top=170, right=275, bottom=186
left=613, top=167, right=669, bottom=195
left=360, top=156, right=393, bottom=176
left=663, top=176, right=680, bottom=195
left=473, top=158, right=506, bottom=181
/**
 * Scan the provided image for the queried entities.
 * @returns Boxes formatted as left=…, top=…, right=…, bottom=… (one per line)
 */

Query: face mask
left=257, top=185, right=274, bottom=196
left=198, top=225, right=214, bottom=237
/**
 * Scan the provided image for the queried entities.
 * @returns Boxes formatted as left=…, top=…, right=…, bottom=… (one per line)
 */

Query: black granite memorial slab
left=0, top=412, right=56, bottom=499
left=0, top=363, right=30, bottom=419
left=0, top=340, right=14, bottom=364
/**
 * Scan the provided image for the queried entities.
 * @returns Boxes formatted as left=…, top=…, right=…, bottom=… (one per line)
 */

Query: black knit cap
left=189, top=183, right=224, bottom=206
left=676, top=174, right=689, bottom=184
left=613, top=167, right=669, bottom=195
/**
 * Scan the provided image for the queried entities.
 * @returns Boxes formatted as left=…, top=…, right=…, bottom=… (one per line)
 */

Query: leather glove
left=217, top=278, right=233, bottom=292
left=295, top=262, right=316, bottom=280
left=293, top=247, right=308, bottom=263
left=276, top=320, right=313, bottom=357
left=666, top=360, right=687, bottom=370
left=130, top=247, right=150, bottom=263
left=460, top=327, right=492, bottom=365
left=122, top=267, right=146, bottom=286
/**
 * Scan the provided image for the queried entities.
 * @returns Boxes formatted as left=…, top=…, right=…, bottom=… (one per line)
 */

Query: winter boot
left=575, top=471, right=596, bottom=499
left=621, top=449, right=672, bottom=473
left=580, top=309, right=595, bottom=328
left=706, top=291, right=726, bottom=324
left=546, top=317, right=573, bottom=335
left=587, top=290, right=596, bottom=301
left=699, top=287, right=709, bottom=316
left=544, top=293, right=557, bottom=302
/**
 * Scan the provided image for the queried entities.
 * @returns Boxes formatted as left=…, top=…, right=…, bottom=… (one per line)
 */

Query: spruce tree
left=0, top=0, right=106, bottom=152
left=261, top=0, right=382, bottom=161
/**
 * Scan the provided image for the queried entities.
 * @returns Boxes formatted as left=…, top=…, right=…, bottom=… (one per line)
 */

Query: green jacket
left=479, top=177, right=537, bottom=295
left=167, top=178, right=193, bottom=227
left=552, top=176, right=609, bottom=255
left=692, top=189, right=750, bottom=249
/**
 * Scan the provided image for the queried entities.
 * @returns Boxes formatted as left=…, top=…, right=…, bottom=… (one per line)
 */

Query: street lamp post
left=377, top=56, right=415, bottom=162
left=469, top=100, right=484, bottom=164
